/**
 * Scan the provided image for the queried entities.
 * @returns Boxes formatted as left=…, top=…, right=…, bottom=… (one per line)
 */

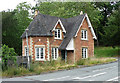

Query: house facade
left=21, top=12, right=97, bottom=63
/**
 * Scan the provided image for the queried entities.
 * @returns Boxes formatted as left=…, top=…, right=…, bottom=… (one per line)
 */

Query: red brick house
left=21, top=12, right=97, bottom=63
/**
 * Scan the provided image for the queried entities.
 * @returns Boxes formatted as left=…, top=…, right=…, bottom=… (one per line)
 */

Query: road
left=2, top=61, right=119, bottom=81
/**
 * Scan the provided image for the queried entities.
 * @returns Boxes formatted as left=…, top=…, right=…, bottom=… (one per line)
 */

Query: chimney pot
left=33, top=10, right=39, bottom=19
left=80, top=11, right=83, bottom=15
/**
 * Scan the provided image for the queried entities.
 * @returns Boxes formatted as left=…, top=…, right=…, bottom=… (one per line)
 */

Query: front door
left=61, top=50, right=65, bottom=60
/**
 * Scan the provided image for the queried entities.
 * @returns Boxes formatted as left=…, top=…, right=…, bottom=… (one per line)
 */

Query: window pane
left=36, top=48, right=39, bottom=59
left=85, top=49, right=86, bottom=58
left=82, top=48, right=83, bottom=58
left=41, top=48, right=43, bottom=59
left=55, top=48, right=57, bottom=59
left=84, top=31, right=86, bottom=39
left=82, top=30, right=84, bottom=38
left=58, top=29, right=60, bottom=38
left=55, top=30, right=57, bottom=37
left=25, top=47, right=27, bottom=56
left=52, top=48, right=54, bottom=59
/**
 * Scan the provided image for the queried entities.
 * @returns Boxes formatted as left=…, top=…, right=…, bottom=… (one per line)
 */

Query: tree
left=2, top=2, right=32, bottom=55
left=100, top=7, right=120, bottom=46
left=35, top=2, right=102, bottom=45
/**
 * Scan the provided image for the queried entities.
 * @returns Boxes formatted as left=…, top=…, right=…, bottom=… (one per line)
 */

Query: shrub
left=2, top=67, right=30, bottom=77
left=0, top=44, right=18, bottom=70
left=77, top=59, right=86, bottom=65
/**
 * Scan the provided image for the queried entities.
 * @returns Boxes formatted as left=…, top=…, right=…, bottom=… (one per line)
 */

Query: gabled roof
left=21, top=13, right=96, bottom=50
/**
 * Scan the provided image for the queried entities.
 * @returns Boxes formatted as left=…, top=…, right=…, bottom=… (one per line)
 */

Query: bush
left=77, top=59, right=86, bottom=65
left=2, top=67, right=30, bottom=77
left=0, top=44, right=18, bottom=70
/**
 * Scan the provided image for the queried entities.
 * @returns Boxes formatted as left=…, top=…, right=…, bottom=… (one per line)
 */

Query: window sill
left=52, top=59, right=58, bottom=60
left=81, top=39, right=88, bottom=41
left=35, top=59, right=46, bottom=61
left=54, top=38, right=62, bottom=40
left=82, top=57, right=88, bottom=59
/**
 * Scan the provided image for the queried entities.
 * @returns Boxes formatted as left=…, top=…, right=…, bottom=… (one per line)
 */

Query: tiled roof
left=21, top=13, right=86, bottom=50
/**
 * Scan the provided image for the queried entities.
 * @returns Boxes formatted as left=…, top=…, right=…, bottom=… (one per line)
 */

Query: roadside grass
left=2, top=46, right=118, bottom=77
left=2, top=57, right=77, bottom=77
left=94, top=46, right=119, bottom=58
left=77, top=57, right=117, bottom=66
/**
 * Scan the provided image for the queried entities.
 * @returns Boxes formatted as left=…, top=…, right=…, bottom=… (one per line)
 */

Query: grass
left=77, top=57, right=117, bottom=66
left=2, top=46, right=119, bottom=77
left=2, top=58, right=77, bottom=77
left=94, top=46, right=119, bottom=58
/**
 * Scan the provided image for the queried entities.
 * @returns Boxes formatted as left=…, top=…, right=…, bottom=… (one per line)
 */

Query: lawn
left=94, top=46, right=120, bottom=58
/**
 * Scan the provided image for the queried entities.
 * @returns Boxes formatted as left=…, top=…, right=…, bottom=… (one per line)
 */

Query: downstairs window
left=52, top=47, right=58, bottom=60
left=82, top=48, right=88, bottom=58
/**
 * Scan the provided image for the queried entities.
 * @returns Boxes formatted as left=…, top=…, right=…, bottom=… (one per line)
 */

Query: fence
left=3, top=56, right=32, bottom=68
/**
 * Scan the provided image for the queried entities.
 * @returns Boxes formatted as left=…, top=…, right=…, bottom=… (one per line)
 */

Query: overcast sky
left=0, top=0, right=36, bottom=11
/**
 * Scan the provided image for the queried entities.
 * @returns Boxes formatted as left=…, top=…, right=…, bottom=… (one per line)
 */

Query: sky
left=0, top=0, right=36, bottom=11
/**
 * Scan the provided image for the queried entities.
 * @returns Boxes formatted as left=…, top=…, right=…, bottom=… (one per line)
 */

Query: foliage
left=94, top=2, right=120, bottom=46
left=2, top=2, right=32, bottom=55
left=0, top=44, right=18, bottom=70
left=94, top=46, right=119, bottom=58
left=2, top=67, right=30, bottom=77
left=100, top=9, right=120, bottom=46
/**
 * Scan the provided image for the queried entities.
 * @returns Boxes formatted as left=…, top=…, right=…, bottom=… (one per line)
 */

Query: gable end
left=52, top=19, right=66, bottom=33
left=74, top=14, right=97, bottom=40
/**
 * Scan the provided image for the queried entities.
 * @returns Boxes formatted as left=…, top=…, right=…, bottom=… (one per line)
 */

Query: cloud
left=0, top=0, right=36, bottom=11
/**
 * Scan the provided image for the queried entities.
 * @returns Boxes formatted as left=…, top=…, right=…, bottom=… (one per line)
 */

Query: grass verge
left=2, top=57, right=117, bottom=78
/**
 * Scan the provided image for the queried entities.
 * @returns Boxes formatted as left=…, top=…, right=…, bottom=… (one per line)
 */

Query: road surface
left=2, top=61, right=119, bottom=81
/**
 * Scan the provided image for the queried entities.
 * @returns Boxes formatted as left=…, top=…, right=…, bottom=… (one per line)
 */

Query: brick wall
left=22, top=18, right=94, bottom=62
left=22, top=23, right=64, bottom=61
left=74, top=18, right=94, bottom=62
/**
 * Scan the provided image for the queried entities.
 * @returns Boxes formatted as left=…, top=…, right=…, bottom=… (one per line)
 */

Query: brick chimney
left=33, top=9, right=39, bottom=19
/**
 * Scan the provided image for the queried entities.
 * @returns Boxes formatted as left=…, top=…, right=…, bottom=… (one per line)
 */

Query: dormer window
left=55, top=29, right=61, bottom=39
left=81, top=30, right=87, bottom=40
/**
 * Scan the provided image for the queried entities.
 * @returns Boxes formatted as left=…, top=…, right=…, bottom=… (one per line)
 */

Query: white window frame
left=81, top=30, right=87, bottom=40
left=51, top=47, right=58, bottom=60
left=35, top=47, right=45, bottom=61
left=54, top=29, right=62, bottom=39
left=24, top=47, right=27, bottom=56
left=82, top=48, right=88, bottom=58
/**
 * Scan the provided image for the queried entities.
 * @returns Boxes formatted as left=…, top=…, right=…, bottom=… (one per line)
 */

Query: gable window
left=35, top=47, right=45, bottom=61
left=82, top=48, right=88, bottom=58
left=52, top=47, right=58, bottom=60
left=81, top=30, right=87, bottom=40
left=55, top=29, right=61, bottom=39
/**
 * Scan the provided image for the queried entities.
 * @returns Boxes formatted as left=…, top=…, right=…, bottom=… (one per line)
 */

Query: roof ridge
left=38, top=13, right=86, bottom=19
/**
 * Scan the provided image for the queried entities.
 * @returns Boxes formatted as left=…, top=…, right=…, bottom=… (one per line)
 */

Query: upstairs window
left=52, top=47, right=58, bottom=60
left=81, top=30, right=87, bottom=40
left=55, top=29, right=61, bottom=39
left=82, top=48, right=88, bottom=58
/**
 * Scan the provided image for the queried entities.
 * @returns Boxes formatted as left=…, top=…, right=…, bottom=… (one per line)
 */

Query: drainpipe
left=26, top=28, right=30, bottom=70
left=65, top=50, right=67, bottom=64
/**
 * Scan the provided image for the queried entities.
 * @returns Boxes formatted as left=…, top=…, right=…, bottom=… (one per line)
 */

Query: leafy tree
left=2, top=2, right=32, bottom=55
left=0, top=44, right=17, bottom=70
left=2, top=11, right=18, bottom=52
left=100, top=8, right=120, bottom=46
left=35, top=2, right=102, bottom=45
